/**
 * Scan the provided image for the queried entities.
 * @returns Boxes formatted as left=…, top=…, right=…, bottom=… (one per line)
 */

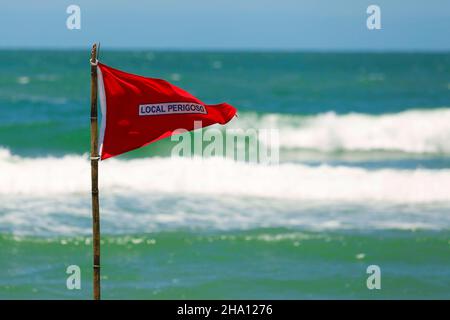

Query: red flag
left=96, top=63, right=237, bottom=160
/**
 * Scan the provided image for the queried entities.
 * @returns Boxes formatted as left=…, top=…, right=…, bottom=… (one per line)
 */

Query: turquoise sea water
left=0, top=51, right=449, bottom=299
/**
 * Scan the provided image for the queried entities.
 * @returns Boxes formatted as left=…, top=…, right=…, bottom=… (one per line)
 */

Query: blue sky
left=0, top=0, right=449, bottom=50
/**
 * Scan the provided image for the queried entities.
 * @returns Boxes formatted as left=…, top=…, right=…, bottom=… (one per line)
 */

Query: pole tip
left=91, top=43, right=98, bottom=62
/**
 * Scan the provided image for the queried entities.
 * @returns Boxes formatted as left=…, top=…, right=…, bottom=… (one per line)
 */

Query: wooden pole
left=90, top=43, right=101, bottom=300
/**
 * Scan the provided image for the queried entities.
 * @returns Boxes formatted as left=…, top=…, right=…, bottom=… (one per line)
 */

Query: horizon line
left=0, top=46, right=449, bottom=54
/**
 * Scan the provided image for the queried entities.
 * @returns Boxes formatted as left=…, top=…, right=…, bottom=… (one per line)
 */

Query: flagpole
left=90, top=43, right=101, bottom=300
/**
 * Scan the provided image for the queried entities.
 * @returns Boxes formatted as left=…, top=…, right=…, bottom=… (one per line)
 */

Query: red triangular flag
left=97, top=63, right=237, bottom=160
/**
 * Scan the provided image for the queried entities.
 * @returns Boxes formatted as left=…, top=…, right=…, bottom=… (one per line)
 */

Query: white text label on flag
left=139, top=102, right=207, bottom=116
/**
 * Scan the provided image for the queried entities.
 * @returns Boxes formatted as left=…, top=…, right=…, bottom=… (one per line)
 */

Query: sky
left=0, top=0, right=449, bottom=51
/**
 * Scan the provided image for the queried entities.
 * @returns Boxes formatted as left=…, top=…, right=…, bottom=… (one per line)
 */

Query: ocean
left=0, top=50, right=449, bottom=299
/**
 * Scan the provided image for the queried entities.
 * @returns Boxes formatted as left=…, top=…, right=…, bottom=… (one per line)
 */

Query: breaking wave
left=0, top=148, right=449, bottom=203
left=234, top=108, right=450, bottom=154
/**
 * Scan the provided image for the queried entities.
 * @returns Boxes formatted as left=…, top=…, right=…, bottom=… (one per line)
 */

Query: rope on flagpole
left=90, top=43, right=101, bottom=300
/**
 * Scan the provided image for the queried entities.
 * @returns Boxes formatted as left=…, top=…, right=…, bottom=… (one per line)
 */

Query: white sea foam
left=0, top=148, right=449, bottom=203
left=2, top=147, right=450, bottom=235
left=1, top=192, right=449, bottom=236
left=233, top=108, right=450, bottom=154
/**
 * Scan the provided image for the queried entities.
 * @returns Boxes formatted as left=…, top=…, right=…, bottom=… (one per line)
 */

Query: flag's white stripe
left=97, top=66, right=107, bottom=159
